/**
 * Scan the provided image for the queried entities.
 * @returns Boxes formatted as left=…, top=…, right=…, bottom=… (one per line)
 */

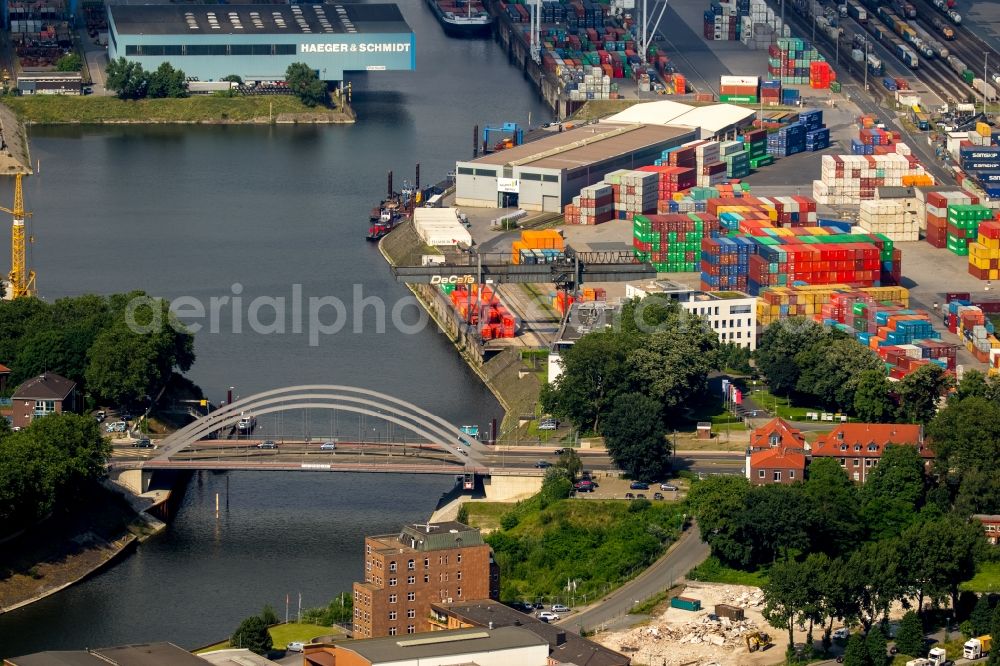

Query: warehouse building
left=454, top=123, right=697, bottom=212
left=107, top=3, right=414, bottom=82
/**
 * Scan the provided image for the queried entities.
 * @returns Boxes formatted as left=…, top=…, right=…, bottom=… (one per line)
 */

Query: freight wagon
left=929, top=16, right=955, bottom=40
left=973, top=78, right=999, bottom=102
left=877, top=7, right=935, bottom=59
left=847, top=0, right=867, bottom=23
left=913, top=24, right=949, bottom=58
left=890, top=0, right=916, bottom=19
left=930, top=0, right=961, bottom=25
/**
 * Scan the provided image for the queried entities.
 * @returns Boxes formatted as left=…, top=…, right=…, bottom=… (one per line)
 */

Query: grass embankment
left=466, top=495, right=685, bottom=604
left=3, top=95, right=352, bottom=124
left=195, top=623, right=338, bottom=654
left=749, top=388, right=824, bottom=421
left=961, top=560, right=1000, bottom=593
left=686, top=556, right=769, bottom=587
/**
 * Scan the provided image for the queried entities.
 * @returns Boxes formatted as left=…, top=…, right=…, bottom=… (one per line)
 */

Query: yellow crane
left=0, top=174, right=35, bottom=299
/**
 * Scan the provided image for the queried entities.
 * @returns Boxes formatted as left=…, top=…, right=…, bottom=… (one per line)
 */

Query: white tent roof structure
left=606, top=101, right=757, bottom=135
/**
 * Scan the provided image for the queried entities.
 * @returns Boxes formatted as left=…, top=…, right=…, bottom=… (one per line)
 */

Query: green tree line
left=0, top=292, right=195, bottom=407
left=541, top=296, right=720, bottom=481
left=106, top=57, right=188, bottom=99
left=0, top=413, right=111, bottom=536
left=754, top=317, right=954, bottom=423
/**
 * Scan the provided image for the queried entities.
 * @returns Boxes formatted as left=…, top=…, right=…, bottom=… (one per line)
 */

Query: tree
left=846, top=540, right=904, bottom=632
left=989, top=603, right=1000, bottom=666
left=803, top=457, right=861, bottom=557
left=541, top=330, right=631, bottom=433
left=843, top=632, right=869, bottom=666
left=969, top=594, right=993, bottom=637
left=717, top=342, right=752, bottom=374
left=540, top=467, right=572, bottom=501
left=743, top=484, right=817, bottom=565
left=895, top=364, right=953, bottom=424
left=817, top=556, right=859, bottom=646
left=762, top=558, right=812, bottom=651
left=927, top=397, right=1000, bottom=478
left=853, top=370, right=895, bottom=422
left=955, top=369, right=991, bottom=401
left=754, top=318, right=832, bottom=395
left=866, top=626, right=888, bottom=666
left=285, top=62, right=327, bottom=107
left=56, top=53, right=82, bottom=72
left=230, top=615, right=272, bottom=655
left=556, top=449, right=582, bottom=480
left=795, top=337, right=883, bottom=411
left=105, top=56, right=148, bottom=99
left=146, top=62, right=187, bottom=98
left=860, top=445, right=926, bottom=540
left=602, top=393, right=669, bottom=482
left=894, top=611, right=925, bottom=658
left=687, top=476, right=753, bottom=567
left=260, top=604, right=279, bottom=626
left=222, top=74, right=244, bottom=84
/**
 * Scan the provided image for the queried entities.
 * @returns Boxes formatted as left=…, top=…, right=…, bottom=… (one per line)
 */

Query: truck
left=964, top=634, right=992, bottom=660
left=906, top=648, right=950, bottom=666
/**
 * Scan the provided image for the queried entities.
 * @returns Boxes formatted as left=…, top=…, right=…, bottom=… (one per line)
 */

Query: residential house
left=973, top=515, right=1000, bottom=546
left=10, top=373, right=78, bottom=430
left=810, top=423, right=928, bottom=483
left=749, top=418, right=806, bottom=451
left=745, top=418, right=807, bottom=484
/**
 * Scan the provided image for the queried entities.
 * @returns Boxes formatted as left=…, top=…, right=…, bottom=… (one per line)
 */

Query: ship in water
left=366, top=181, right=415, bottom=241
left=425, top=0, right=493, bottom=37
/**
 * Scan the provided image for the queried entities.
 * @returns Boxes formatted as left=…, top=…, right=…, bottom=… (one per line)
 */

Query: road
left=556, top=523, right=711, bottom=633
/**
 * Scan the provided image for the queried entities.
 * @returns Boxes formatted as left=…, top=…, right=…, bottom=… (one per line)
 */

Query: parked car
left=132, top=438, right=153, bottom=448
left=532, top=602, right=544, bottom=610
left=106, top=421, right=127, bottom=433
left=551, top=604, right=570, bottom=613
left=636, top=493, right=646, bottom=499
left=286, top=641, right=305, bottom=653
left=653, top=492, right=664, bottom=500
left=257, top=440, right=278, bottom=449
left=624, top=492, right=635, bottom=499
left=538, top=419, right=558, bottom=431
left=832, top=628, right=849, bottom=640
left=538, top=611, right=560, bottom=622
left=573, top=480, right=594, bottom=492
left=94, top=410, right=106, bottom=422
left=630, top=481, right=649, bottom=490
left=660, top=483, right=678, bottom=492
left=534, top=460, right=552, bottom=468
left=553, top=448, right=567, bottom=455
left=511, top=602, right=534, bottom=613
left=320, top=441, right=337, bottom=451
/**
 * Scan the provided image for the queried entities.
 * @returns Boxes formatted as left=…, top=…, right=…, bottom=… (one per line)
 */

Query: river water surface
left=0, top=0, right=552, bottom=654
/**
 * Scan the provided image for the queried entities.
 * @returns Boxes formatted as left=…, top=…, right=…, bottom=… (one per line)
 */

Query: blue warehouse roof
left=108, top=3, right=411, bottom=36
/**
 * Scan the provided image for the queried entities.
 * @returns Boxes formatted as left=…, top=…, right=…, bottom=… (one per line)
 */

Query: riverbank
left=0, top=484, right=161, bottom=614
left=2, top=95, right=355, bottom=124
left=378, top=221, right=543, bottom=433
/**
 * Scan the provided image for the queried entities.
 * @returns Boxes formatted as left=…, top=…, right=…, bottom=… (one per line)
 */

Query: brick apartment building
left=810, top=423, right=929, bottom=483
left=973, top=515, right=1000, bottom=545
left=746, top=418, right=807, bottom=485
left=352, top=521, right=499, bottom=639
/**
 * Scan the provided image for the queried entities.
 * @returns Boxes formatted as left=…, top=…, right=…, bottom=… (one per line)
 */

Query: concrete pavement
left=556, top=523, right=710, bottom=634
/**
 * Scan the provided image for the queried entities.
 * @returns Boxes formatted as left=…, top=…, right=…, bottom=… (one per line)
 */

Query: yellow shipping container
left=977, top=121, right=992, bottom=137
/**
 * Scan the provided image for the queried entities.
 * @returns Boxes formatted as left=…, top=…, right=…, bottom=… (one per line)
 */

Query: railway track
left=909, top=0, right=1000, bottom=94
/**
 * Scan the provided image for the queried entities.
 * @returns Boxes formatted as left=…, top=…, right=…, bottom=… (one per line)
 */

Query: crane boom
left=0, top=174, right=35, bottom=299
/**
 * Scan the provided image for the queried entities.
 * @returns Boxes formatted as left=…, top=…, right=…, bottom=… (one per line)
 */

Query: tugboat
left=366, top=180, right=415, bottom=241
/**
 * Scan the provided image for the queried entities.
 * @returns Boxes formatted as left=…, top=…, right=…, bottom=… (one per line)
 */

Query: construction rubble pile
left=600, top=585, right=776, bottom=666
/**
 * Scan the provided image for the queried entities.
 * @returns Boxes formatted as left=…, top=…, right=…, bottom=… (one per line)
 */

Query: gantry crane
left=0, top=174, right=35, bottom=299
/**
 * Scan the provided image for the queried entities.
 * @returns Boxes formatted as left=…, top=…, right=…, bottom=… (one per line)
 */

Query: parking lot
left=573, top=476, right=687, bottom=502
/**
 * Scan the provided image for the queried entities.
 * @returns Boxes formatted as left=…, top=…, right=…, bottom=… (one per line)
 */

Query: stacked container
left=968, top=219, right=1000, bottom=280
left=605, top=169, right=659, bottom=219
left=858, top=199, right=920, bottom=241
left=809, top=60, right=835, bottom=89
left=719, top=75, right=760, bottom=103
left=636, top=165, right=697, bottom=204
left=760, top=79, right=782, bottom=105
left=700, top=235, right=754, bottom=291
left=565, top=183, right=614, bottom=225
left=756, top=284, right=909, bottom=327
left=768, top=38, right=826, bottom=85
left=947, top=300, right=1000, bottom=365
left=633, top=212, right=717, bottom=272
left=444, top=284, right=518, bottom=341
left=767, top=123, right=807, bottom=157
left=510, top=229, right=565, bottom=264
left=946, top=204, right=993, bottom=255
left=922, top=190, right=977, bottom=248
left=813, top=154, right=935, bottom=204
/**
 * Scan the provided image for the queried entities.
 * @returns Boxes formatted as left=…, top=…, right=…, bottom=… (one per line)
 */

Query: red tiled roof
left=750, top=417, right=806, bottom=451
left=0, top=363, right=10, bottom=373
left=750, top=446, right=807, bottom=471
left=812, top=423, right=926, bottom=458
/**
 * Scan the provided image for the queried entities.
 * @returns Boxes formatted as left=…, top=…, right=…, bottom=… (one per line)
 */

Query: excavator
left=745, top=631, right=771, bottom=652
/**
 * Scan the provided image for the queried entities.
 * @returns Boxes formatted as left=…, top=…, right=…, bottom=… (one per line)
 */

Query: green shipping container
left=670, top=596, right=702, bottom=612
left=962, top=70, right=975, bottom=85
left=719, top=95, right=758, bottom=103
